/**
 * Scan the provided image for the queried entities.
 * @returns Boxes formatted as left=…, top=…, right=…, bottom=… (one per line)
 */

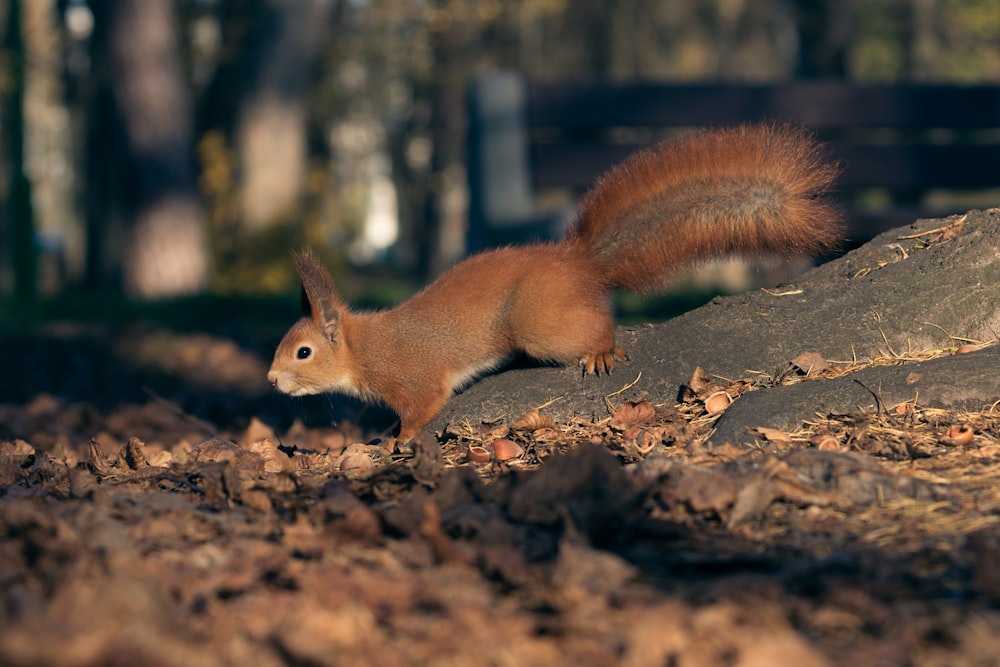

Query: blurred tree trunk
left=24, top=0, right=77, bottom=293
left=86, top=0, right=209, bottom=297
left=4, top=0, right=37, bottom=300
left=909, top=0, right=938, bottom=79
left=794, top=0, right=852, bottom=77
left=423, top=6, right=474, bottom=277
left=201, top=0, right=337, bottom=233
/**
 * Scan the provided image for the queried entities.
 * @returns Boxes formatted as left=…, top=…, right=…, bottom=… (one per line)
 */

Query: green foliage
left=939, top=0, right=1000, bottom=81
left=851, top=1, right=908, bottom=80
left=197, top=130, right=347, bottom=296
left=5, top=0, right=1000, bottom=303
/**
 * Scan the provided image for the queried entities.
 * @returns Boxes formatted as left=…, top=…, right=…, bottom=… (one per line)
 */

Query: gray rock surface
left=711, top=344, right=999, bottom=445
left=433, top=209, right=1000, bottom=442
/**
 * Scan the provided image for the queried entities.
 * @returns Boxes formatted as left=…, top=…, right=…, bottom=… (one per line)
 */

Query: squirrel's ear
left=317, top=298, right=341, bottom=345
left=293, top=248, right=345, bottom=344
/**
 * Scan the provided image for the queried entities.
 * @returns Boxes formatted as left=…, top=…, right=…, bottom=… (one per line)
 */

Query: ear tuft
left=292, top=248, right=346, bottom=333
left=294, top=249, right=336, bottom=298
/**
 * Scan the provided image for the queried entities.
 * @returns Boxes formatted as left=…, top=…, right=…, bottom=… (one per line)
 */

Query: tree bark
left=4, top=0, right=37, bottom=300
left=202, top=0, right=335, bottom=232
left=87, top=0, right=210, bottom=297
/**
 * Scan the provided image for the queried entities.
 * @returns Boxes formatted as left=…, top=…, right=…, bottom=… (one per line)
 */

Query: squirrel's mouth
left=267, top=372, right=300, bottom=396
left=283, top=383, right=317, bottom=397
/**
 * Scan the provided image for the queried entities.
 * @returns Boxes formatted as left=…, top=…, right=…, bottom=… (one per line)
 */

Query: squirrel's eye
left=296, top=346, right=312, bottom=360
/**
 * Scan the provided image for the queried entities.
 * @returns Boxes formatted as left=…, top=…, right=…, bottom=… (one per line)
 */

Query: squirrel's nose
left=266, top=370, right=278, bottom=388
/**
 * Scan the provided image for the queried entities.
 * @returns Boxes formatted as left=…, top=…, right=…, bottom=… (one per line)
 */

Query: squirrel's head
left=267, top=250, right=356, bottom=397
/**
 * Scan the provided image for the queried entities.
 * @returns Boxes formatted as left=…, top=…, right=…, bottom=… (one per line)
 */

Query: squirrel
left=267, top=124, right=843, bottom=443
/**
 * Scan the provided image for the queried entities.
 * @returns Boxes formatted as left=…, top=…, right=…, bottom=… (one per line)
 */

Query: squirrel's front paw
left=579, top=348, right=628, bottom=375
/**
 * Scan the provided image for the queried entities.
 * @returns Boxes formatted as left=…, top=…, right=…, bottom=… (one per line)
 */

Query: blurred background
left=1, top=0, right=999, bottom=305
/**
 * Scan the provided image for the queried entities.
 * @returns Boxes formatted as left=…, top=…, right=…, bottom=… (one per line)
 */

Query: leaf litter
left=1, top=333, right=1000, bottom=666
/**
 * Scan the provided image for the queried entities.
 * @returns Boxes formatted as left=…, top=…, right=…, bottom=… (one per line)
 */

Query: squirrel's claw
left=580, top=347, right=628, bottom=376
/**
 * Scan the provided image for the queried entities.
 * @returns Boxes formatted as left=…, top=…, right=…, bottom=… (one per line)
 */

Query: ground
left=1, top=319, right=999, bottom=667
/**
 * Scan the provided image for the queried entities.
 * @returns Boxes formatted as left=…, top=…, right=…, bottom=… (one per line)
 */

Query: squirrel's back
left=566, top=124, right=843, bottom=293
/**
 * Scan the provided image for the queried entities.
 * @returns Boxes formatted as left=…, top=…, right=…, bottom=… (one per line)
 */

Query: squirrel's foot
left=579, top=347, right=628, bottom=375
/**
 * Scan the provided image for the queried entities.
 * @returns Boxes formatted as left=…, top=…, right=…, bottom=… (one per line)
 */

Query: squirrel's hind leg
left=516, top=304, right=628, bottom=375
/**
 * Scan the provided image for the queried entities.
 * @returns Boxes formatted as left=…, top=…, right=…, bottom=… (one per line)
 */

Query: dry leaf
left=246, top=437, right=294, bottom=473
left=970, top=444, right=1000, bottom=458
left=751, top=426, right=792, bottom=444
left=728, top=478, right=779, bottom=527
left=932, top=219, right=964, bottom=243
left=338, top=452, right=374, bottom=474
left=191, top=437, right=265, bottom=473
left=683, top=367, right=722, bottom=402
left=480, top=423, right=512, bottom=440
left=240, top=416, right=275, bottom=448
left=533, top=428, right=565, bottom=443
left=117, top=436, right=150, bottom=470
left=610, top=401, right=657, bottom=429
left=687, top=442, right=749, bottom=465
left=791, top=351, right=830, bottom=376
left=511, top=409, right=556, bottom=432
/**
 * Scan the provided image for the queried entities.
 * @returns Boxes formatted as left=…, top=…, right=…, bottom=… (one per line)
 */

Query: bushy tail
left=565, top=124, right=844, bottom=293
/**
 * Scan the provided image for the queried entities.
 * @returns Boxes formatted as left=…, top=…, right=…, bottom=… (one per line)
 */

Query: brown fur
left=568, top=124, right=842, bottom=291
left=268, top=124, right=843, bottom=442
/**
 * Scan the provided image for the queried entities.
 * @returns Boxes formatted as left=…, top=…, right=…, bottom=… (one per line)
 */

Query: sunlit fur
left=568, top=124, right=842, bottom=292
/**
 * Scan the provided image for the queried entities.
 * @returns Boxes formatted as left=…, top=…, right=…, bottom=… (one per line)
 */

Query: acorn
left=468, top=445, right=491, bottom=463
left=705, top=391, right=732, bottom=415
left=940, top=424, right=974, bottom=447
left=811, top=434, right=841, bottom=451
left=492, top=438, right=523, bottom=461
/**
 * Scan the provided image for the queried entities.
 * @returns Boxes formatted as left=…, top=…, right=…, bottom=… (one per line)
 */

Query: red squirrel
left=267, top=124, right=843, bottom=442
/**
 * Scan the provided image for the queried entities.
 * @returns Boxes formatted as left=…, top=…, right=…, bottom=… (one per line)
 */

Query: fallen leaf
left=191, top=437, right=265, bottom=474
left=610, top=401, right=657, bottom=429
left=117, top=436, right=150, bottom=470
left=682, top=367, right=722, bottom=402
left=246, top=437, right=294, bottom=473
left=511, top=409, right=556, bottom=432
left=240, top=416, right=276, bottom=448
left=728, top=477, right=779, bottom=527
left=791, top=351, right=830, bottom=376
left=338, top=452, right=374, bottom=474
left=751, top=426, right=793, bottom=444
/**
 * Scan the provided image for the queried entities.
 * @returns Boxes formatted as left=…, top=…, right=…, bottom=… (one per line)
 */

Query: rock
left=435, top=210, right=1000, bottom=439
